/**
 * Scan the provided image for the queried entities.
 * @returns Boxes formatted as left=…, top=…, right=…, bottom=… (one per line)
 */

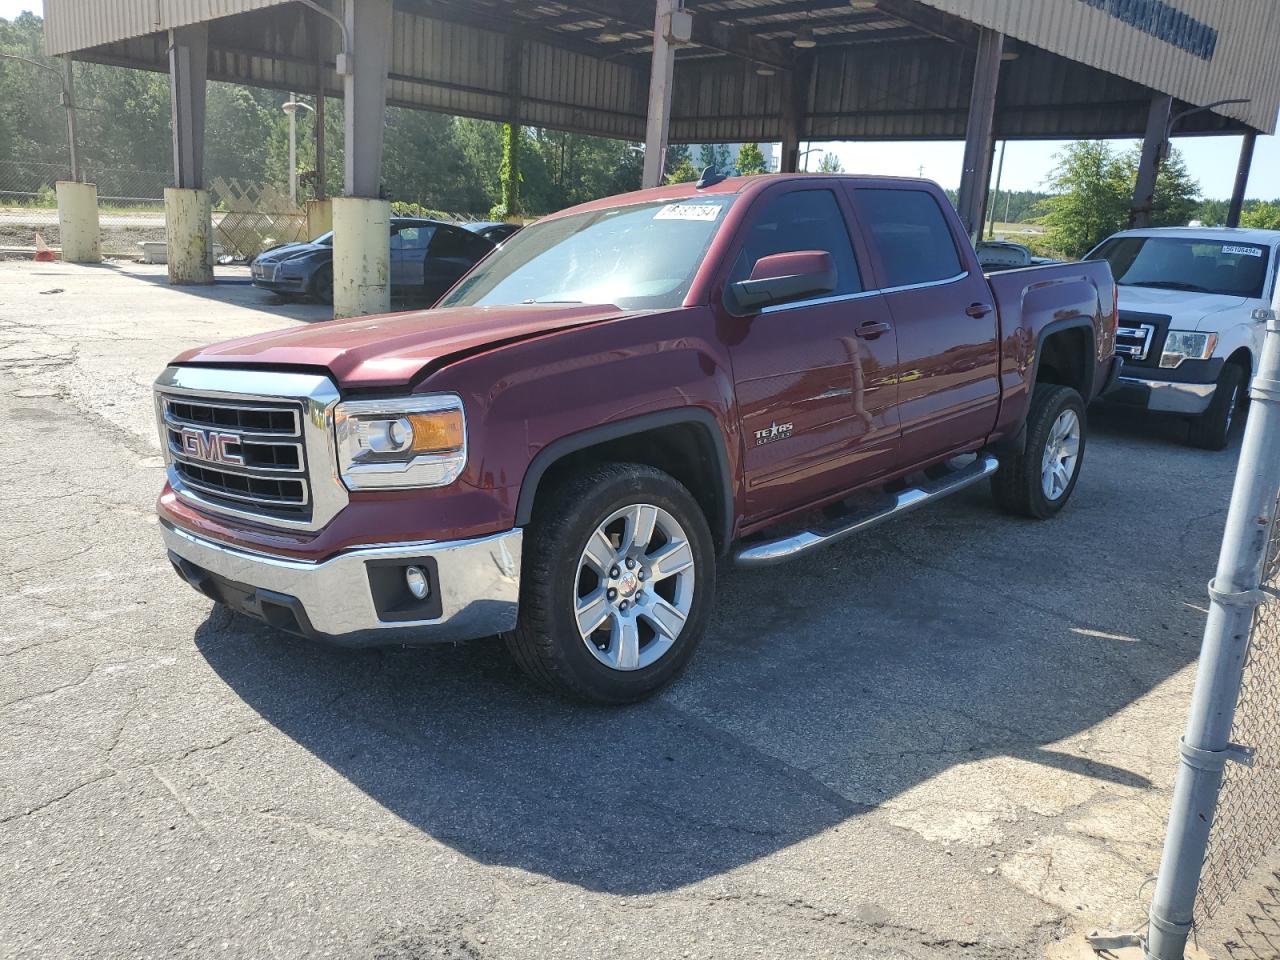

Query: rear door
left=848, top=185, right=1000, bottom=467
left=390, top=223, right=434, bottom=291
left=722, top=184, right=901, bottom=520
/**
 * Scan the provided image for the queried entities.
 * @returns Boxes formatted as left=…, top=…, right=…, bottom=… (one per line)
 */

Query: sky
left=3, top=0, right=1278, bottom=201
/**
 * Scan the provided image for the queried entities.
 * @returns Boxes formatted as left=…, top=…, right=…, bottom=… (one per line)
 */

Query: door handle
left=854, top=320, right=892, bottom=339
left=966, top=302, right=994, bottom=319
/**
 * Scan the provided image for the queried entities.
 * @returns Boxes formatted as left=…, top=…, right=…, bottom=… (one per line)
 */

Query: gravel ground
left=0, top=260, right=1266, bottom=959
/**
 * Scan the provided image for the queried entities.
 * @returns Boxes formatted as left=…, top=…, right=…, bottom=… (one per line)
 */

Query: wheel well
left=1226, top=347, right=1252, bottom=380
left=518, top=420, right=731, bottom=553
left=1035, top=326, right=1092, bottom=396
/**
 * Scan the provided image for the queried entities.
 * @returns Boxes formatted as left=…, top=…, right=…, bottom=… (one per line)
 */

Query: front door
left=848, top=185, right=1000, bottom=468
left=723, top=185, right=901, bottom=521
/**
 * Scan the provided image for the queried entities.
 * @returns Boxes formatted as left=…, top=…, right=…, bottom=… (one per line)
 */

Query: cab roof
left=1112, top=226, right=1280, bottom=245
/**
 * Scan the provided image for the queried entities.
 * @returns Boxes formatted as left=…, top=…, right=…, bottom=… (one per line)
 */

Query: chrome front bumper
left=1107, top=375, right=1217, bottom=415
left=162, top=522, right=522, bottom=646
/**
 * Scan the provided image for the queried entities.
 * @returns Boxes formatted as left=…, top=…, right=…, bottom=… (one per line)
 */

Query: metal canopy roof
left=45, top=0, right=1276, bottom=143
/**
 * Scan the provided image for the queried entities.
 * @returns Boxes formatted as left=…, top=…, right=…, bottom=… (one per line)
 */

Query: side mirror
left=729, top=250, right=837, bottom=313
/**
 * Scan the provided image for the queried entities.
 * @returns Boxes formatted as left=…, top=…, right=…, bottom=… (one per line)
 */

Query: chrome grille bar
left=155, top=367, right=347, bottom=532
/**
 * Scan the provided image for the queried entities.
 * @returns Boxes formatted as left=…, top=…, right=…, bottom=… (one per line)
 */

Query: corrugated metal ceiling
left=43, top=0, right=1280, bottom=140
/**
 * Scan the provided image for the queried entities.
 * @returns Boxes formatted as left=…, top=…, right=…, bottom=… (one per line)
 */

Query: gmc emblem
left=179, top=427, right=244, bottom=466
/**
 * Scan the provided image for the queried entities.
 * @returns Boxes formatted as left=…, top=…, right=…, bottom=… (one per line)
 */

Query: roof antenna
left=696, top=165, right=727, bottom=189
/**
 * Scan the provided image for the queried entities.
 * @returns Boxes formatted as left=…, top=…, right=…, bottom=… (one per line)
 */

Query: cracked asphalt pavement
left=0, top=260, right=1254, bottom=959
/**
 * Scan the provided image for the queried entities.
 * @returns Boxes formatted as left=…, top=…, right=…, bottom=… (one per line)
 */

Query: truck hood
left=1117, top=285, right=1250, bottom=333
left=171, top=303, right=639, bottom=387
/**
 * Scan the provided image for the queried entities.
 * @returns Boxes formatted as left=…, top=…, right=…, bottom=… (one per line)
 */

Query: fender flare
left=1029, top=316, right=1098, bottom=400
left=514, top=408, right=735, bottom=551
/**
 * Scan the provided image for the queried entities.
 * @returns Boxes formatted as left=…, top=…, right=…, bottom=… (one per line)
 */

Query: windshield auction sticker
left=1222, top=245, right=1264, bottom=258
left=654, top=203, right=723, bottom=221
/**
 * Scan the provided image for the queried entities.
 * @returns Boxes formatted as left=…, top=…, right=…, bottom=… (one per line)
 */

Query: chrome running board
left=732, top=454, right=999, bottom=568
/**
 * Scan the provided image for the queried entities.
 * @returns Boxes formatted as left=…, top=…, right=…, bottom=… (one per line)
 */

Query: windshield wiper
left=1125, top=280, right=1214, bottom=294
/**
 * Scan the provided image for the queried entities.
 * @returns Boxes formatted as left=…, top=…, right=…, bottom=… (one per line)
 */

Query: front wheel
left=1187, top=364, right=1245, bottom=451
left=991, top=383, right=1086, bottom=519
left=505, top=463, right=716, bottom=704
left=311, top=265, right=334, bottom=304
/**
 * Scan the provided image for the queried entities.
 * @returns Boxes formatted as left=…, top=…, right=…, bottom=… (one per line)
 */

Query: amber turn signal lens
left=406, top=409, right=465, bottom=454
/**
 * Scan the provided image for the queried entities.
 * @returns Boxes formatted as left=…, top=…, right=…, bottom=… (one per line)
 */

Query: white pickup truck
left=1088, top=227, right=1280, bottom=449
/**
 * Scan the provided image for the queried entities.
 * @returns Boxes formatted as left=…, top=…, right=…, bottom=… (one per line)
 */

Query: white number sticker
left=1222, top=244, right=1264, bottom=258
left=654, top=203, right=723, bottom=222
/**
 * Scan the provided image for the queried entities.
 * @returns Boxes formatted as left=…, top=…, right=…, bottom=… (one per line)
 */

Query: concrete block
left=332, top=196, right=391, bottom=319
left=55, top=181, right=101, bottom=264
left=306, top=199, right=333, bottom=241
left=164, top=187, right=214, bottom=285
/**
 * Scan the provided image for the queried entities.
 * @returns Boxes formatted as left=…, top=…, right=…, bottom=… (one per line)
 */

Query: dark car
left=250, top=217, right=495, bottom=304
left=464, top=221, right=522, bottom=245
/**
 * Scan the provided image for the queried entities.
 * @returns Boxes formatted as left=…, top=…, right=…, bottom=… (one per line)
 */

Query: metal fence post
left=1145, top=296, right=1280, bottom=959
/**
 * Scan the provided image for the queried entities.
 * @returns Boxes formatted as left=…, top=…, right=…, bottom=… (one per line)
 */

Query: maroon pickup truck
left=156, top=174, right=1120, bottom=703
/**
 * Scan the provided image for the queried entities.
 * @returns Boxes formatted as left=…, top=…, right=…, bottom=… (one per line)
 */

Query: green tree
left=1242, top=202, right=1280, bottom=230
left=1037, top=140, right=1201, bottom=258
left=665, top=155, right=700, bottom=184
left=816, top=152, right=844, bottom=174
left=1133, top=146, right=1200, bottom=229
left=736, top=142, right=767, bottom=175
left=698, top=143, right=732, bottom=173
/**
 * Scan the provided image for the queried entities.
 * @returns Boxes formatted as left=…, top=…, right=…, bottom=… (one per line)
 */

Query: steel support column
left=1129, top=93, right=1173, bottom=230
left=642, top=0, right=680, bottom=188
left=956, top=28, right=1003, bottom=241
left=1227, top=132, right=1257, bottom=229
left=343, top=0, right=393, bottom=199
left=780, top=52, right=812, bottom=174
left=168, top=24, right=208, bottom=190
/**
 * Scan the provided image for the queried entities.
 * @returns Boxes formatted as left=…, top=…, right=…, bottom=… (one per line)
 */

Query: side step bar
left=733, top=454, right=1000, bottom=568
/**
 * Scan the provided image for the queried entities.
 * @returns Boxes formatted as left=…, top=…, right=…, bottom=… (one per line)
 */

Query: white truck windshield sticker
left=654, top=203, right=723, bottom=222
left=1222, top=245, right=1265, bottom=258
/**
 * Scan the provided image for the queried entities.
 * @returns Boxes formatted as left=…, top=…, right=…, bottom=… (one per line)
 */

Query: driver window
left=728, top=189, right=862, bottom=296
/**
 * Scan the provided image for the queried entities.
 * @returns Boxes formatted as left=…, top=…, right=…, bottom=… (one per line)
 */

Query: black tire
left=504, top=463, right=716, bottom=704
left=991, top=383, right=1087, bottom=519
left=1187, top=364, right=1245, bottom=451
left=311, top=265, right=334, bottom=304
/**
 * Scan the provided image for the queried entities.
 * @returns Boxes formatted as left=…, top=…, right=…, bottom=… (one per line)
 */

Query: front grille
left=161, top=393, right=311, bottom=520
left=1115, top=310, right=1172, bottom=370
left=1115, top=323, right=1156, bottom=361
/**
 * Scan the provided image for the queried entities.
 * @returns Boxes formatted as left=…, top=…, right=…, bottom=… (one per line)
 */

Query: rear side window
left=392, top=225, right=434, bottom=252
left=728, top=189, right=862, bottom=296
left=858, top=189, right=964, bottom=288
left=430, top=225, right=494, bottom=262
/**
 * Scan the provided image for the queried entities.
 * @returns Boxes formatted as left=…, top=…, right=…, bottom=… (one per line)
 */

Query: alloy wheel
left=574, top=503, right=696, bottom=671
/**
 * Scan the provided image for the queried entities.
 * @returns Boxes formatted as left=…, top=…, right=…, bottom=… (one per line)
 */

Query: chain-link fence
left=0, top=158, right=170, bottom=256
left=1143, top=304, right=1280, bottom=960
left=1195, top=514, right=1280, bottom=921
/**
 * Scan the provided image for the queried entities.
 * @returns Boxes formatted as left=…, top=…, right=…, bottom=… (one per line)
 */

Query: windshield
left=438, top=197, right=735, bottom=310
left=312, top=231, right=334, bottom=246
left=1089, top=236, right=1271, bottom=299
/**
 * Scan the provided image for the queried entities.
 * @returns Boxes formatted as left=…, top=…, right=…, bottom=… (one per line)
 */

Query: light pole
left=282, top=96, right=315, bottom=205
left=0, top=52, right=80, bottom=182
left=798, top=145, right=821, bottom=172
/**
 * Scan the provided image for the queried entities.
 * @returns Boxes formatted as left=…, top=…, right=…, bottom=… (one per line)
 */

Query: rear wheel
left=991, top=383, right=1086, bottom=519
left=505, top=463, right=715, bottom=704
left=1187, top=363, right=1245, bottom=451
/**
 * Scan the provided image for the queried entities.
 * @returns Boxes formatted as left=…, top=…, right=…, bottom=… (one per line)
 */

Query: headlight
left=334, top=394, right=466, bottom=489
left=1160, top=330, right=1218, bottom=369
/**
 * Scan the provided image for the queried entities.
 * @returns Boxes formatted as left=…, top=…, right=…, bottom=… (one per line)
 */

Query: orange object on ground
left=34, top=233, right=57, bottom=262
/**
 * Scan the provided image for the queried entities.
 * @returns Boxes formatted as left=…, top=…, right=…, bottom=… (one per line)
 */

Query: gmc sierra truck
left=156, top=173, right=1120, bottom=703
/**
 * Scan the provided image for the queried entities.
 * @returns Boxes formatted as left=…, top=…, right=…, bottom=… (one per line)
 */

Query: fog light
left=405, top=565, right=430, bottom=600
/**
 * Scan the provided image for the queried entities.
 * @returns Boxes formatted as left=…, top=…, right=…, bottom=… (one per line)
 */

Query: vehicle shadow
left=194, top=442, right=1214, bottom=895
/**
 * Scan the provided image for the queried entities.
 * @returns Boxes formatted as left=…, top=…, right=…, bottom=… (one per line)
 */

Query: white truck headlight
left=1160, top=331, right=1218, bottom=369
left=334, top=394, right=466, bottom=489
